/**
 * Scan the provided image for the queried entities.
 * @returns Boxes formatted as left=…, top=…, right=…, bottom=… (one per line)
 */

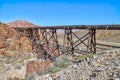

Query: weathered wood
left=14, top=24, right=120, bottom=30
left=12, top=24, right=120, bottom=59
left=96, top=43, right=120, bottom=48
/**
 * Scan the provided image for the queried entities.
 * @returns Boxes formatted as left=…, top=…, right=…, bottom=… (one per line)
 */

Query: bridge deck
left=13, top=24, right=120, bottom=30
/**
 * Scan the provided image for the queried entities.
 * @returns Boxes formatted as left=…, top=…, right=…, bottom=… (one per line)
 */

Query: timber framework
left=12, top=24, right=120, bottom=59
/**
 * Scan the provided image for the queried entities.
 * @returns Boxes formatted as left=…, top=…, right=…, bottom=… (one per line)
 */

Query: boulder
left=26, top=59, right=51, bottom=76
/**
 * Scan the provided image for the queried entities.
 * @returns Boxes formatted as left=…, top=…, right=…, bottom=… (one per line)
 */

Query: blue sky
left=0, top=0, right=120, bottom=26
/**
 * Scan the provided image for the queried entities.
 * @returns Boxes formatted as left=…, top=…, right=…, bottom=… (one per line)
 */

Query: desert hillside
left=7, top=20, right=37, bottom=27
left=96, top=30, right=120, bottom=43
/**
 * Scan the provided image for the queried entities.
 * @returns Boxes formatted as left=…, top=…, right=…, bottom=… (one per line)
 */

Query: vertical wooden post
left=70, top=29, right=74, bottom=57
left=93, top=29, right=96, bottom=53
left=89, top=29, right=96, bottom=54
left=63, top=29, right=74, bottom=56
left=54, top=29, right=60, bottom=55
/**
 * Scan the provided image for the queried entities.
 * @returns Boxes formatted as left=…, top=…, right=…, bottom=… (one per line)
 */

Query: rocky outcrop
left=0, top=41, right=7, bottom=49
left=0, top=22, right=32, bottom=57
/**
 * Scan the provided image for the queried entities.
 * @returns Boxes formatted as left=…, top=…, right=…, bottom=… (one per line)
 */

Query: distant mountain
left=7, top=20, right=38, bottom=27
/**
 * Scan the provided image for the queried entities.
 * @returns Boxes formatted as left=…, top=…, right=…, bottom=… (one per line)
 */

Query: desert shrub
left=18, top=56, right=29, bottom=63
left=54, top=55, right=69, bottom=68
left=50, top=67, right=61, bottom=73
left=42, top=55, right=70, bottom=74
left=76, top=53, right=95, bottom=62
left=6, top=56, right=16, bottom=65
left=76, top=55, right=87, bottom=62
left=15, top=65, right=21, bottom=69
left=58, top=60, right=67, bottom=68
left=87, top=53, right=94, bottom=58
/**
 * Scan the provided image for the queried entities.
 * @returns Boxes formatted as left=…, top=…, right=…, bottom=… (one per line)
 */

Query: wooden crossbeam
left=15, top=28, right=97, bottom=56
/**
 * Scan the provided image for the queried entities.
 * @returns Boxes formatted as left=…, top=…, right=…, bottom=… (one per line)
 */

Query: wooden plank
left=96, top=43, right=120, bottom=48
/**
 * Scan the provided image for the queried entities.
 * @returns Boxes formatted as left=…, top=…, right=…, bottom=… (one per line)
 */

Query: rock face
left=0, top=22, right=32, bottom=56
left=0, top=41, right=7, bottom=49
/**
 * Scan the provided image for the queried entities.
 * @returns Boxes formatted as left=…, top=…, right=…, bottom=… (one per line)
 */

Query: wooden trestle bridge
left=14, top=25, right=120, bottom=59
